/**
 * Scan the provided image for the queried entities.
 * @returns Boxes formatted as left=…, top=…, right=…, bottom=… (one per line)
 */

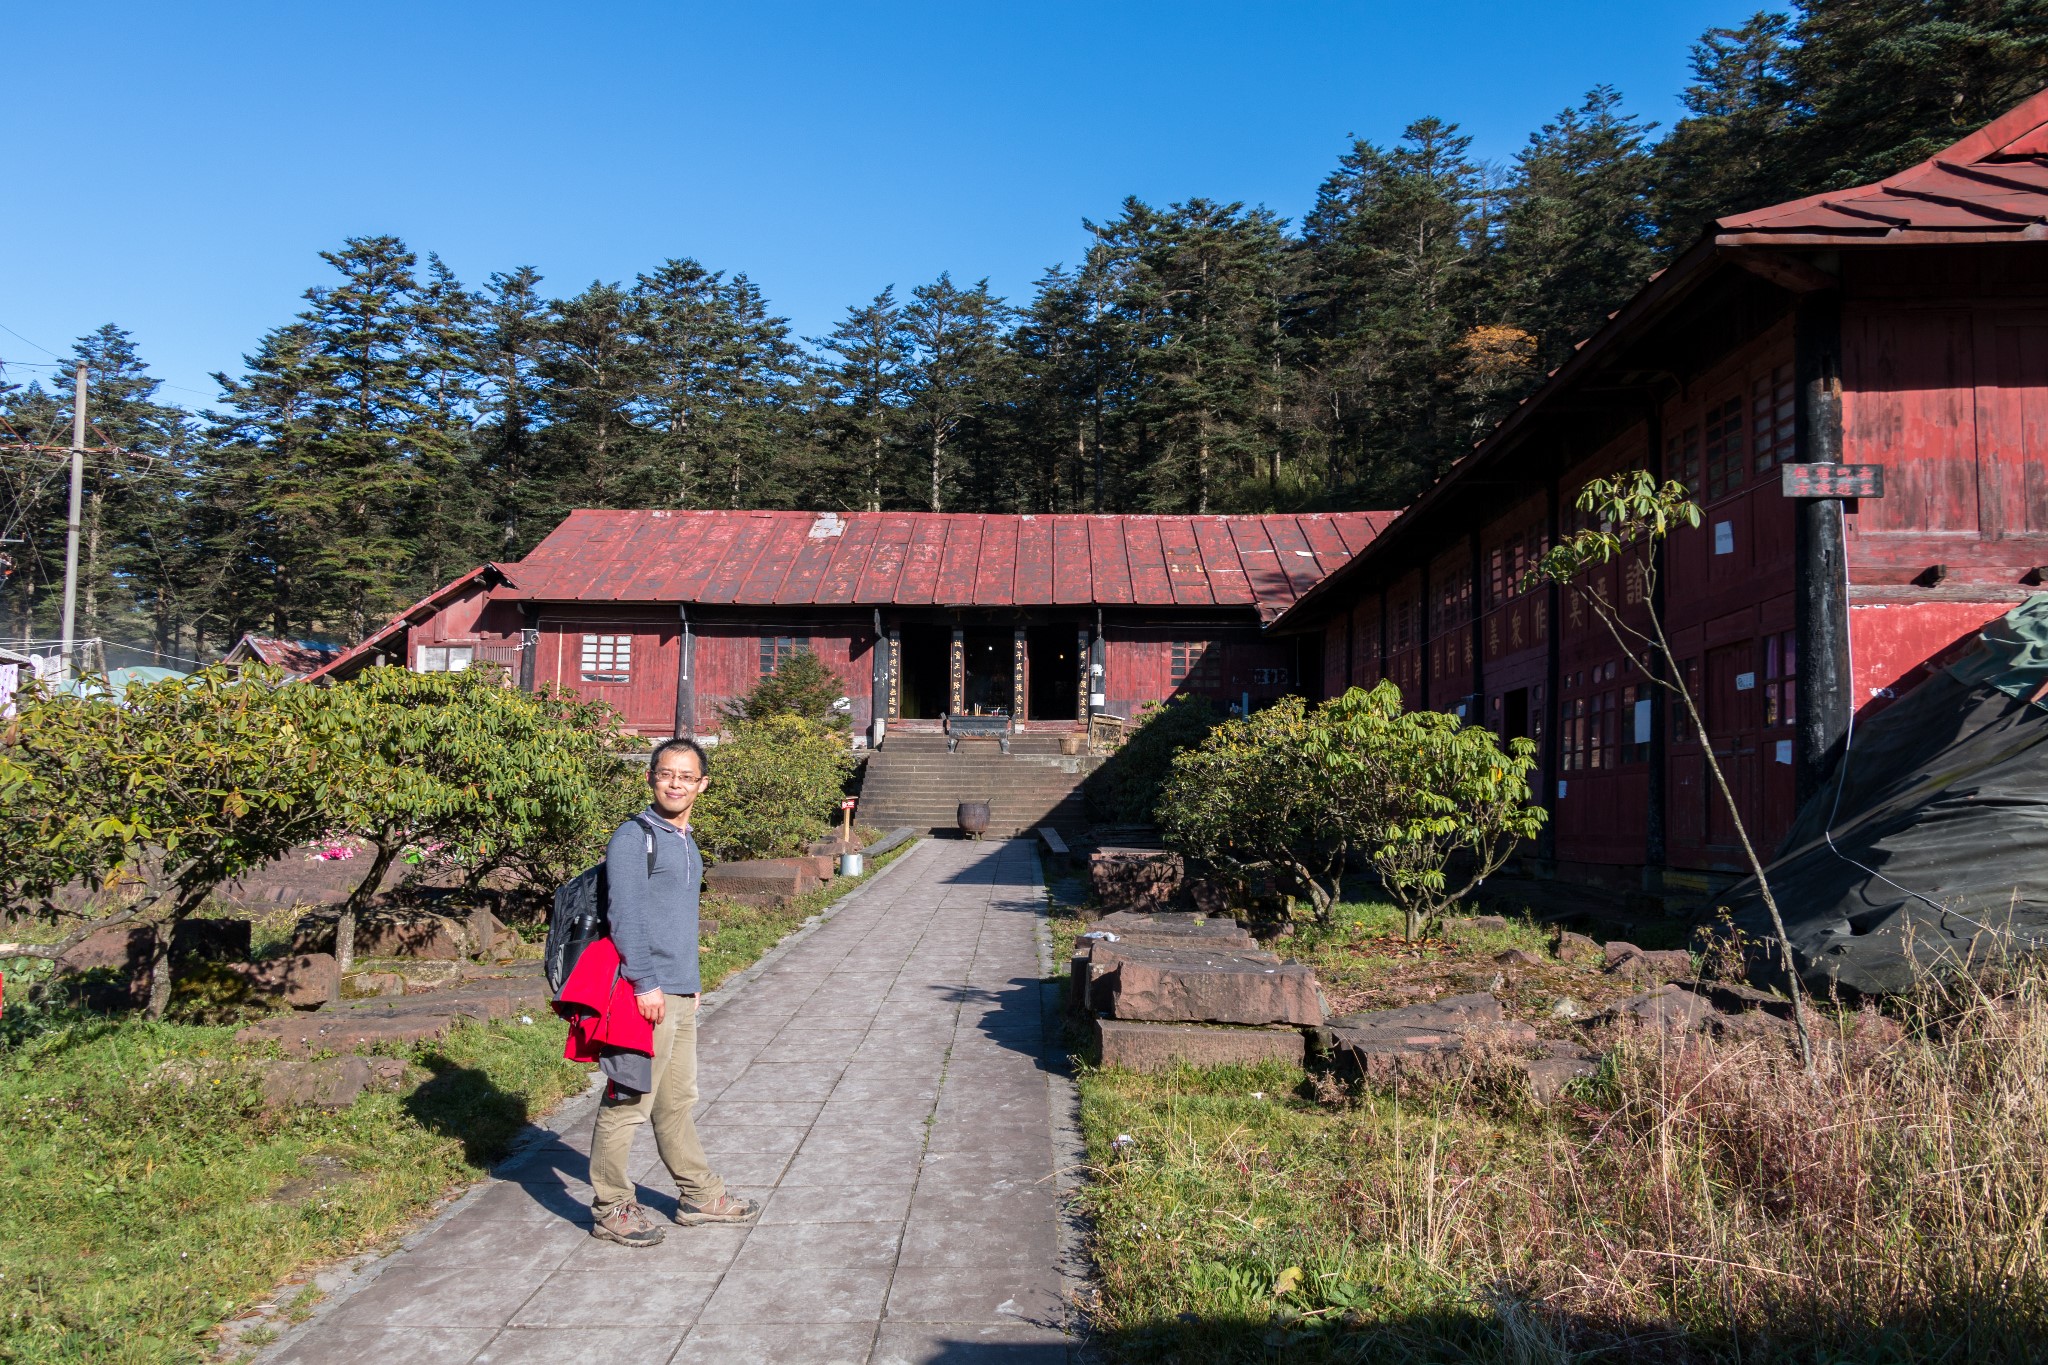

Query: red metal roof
left=1718, top=88, right=2048, bottom=243
left=507, top=510, right=1396, bottom=622
left=306, top=564, right=508, bottom=683
left=224, top=634, right=341, bottom=677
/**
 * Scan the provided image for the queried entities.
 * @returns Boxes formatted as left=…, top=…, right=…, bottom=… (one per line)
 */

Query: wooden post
left=869, top=610, right=889, bottom=745
left=518, top=604, right=539, bottom=692
left=1077, top=624, right=1091, bottom=720
left=1468, top=527, right=1485, bottom=717
left=1644, top=406, right=1668, bottom=886
left=1012, top=627, right=1028, bottom=727
left=1539, top=471, right=1563, bottom=868
left=949, top=627, right=965, bottom=716
left=1795, top=289, right=1852, bottom=806
left=672, top=605, right=695, bottom=738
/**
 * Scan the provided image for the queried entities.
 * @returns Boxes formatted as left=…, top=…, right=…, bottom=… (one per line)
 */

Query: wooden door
left=1704, top=642, right=1761, bottom=852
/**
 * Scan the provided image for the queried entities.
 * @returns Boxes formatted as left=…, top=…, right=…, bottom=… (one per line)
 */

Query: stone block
left=1090, top=911, right=1257, bottom=951
left=1603, top=985, right=1716, bottom=1034
left=704, top=858, right=823, bottom=907
left=258, top=1056, right=368, bottom=1109
left=1089, top=848, right=1183, bottom=914
left=1552, top=930, right=1601, bottom=965
left=1495, top=948, right=1545, bottom=967
left=54, top=924, right=157, bottom=1010
left=1605, top=945, right=1698, bottom=981
left=345, top=971, right=409, bottom=998
left=1093, top=943, right=1323, bottom=1026
left=171, top=918, right=252, bottom=965
left=1324, top=993, right=1539, bottom=1085
left=231, top=952, right=339, bottom=1008
left=1097, top=1020, right=1306, bottom=1073
left=1522, top=1042, right=1602, bottom=1103
left=238, top=1010, right=457, bottom=1056
left=291, top=909, right=466, bottom=961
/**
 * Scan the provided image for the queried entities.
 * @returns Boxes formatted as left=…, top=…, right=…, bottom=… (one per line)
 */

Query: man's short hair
left=649, top=736, right=709, bottom=777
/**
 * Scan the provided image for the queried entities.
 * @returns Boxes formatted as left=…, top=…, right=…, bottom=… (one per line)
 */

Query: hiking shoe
left=591, top=1200, right=666, bottom=1247
left=674, top=1192, right=759, bottom=1226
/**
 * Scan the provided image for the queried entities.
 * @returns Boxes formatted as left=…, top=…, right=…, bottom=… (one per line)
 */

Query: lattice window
left=1765, top=629, right=1797, bottom=728
left=1667, top=425, right=1701, bottom=496
left=417, top=644, right=473, bottom=673
left=758, top=636, right=808, bottom=676
left=1704, top=396, right=1746, bottom=499
left=1752, top=366, right=1796, bottom=475
left=580, top=634, right=632, bottom=682
left=1170, top=642, right=1220, bottom=687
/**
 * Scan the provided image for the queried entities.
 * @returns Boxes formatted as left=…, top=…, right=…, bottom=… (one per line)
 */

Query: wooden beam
left=1726, top=248, right=1839, bottom=295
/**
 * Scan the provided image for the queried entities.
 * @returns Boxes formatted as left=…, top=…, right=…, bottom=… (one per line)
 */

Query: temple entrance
left=1026, top=625, right=1080, bottom=720
left=898, top=624, right=951, bottom=719
left=960, top=630, right=1012, bottom=716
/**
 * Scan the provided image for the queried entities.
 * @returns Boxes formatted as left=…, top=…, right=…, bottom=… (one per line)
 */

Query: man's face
left=650, top=750, right=707, bottom=819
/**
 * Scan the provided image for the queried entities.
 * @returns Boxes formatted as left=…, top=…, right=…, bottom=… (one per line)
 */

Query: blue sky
left=0, top=1, right=1762, bottom=407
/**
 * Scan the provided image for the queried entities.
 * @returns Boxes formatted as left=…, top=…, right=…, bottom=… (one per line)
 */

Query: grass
left=1061, top=893, right=2048, bottom=1363
left=0, top=1011, right=585, bottom=1365
left=0, top=836, right=919, bottom=1364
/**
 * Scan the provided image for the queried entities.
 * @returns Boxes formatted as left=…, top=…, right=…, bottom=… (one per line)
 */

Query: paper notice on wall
left=0, top=663, right=16, bottom=718
left=1713, top=521, right=1734, bottom=555
left=1556, top=780, right=1568, bottom=798
left=1776, top=739, right=1794, bottom=764
left=1634, top=698, right=1652, bottom=743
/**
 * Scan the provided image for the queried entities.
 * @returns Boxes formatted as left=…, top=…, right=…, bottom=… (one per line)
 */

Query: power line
left=0, top=322, right=61, bottom=360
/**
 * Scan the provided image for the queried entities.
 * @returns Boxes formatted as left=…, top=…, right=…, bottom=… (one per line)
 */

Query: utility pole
left=59, top=359, right=86, bottom=680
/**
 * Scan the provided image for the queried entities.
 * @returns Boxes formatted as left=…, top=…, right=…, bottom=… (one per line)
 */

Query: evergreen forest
left=4, top=0, right=2044, bottom=657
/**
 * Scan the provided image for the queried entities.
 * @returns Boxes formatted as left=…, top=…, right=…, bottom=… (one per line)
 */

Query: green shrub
left=1157, top=682, right=1542, bottom=931
left=1083, top=696, right=1220, bottom=823
left=692, top=714, right=855, bottom=862
left=726, top=650, right=850, bottom=733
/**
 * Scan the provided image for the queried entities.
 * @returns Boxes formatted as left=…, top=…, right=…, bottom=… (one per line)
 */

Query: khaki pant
left=588, top=992, right=725, bottom=1215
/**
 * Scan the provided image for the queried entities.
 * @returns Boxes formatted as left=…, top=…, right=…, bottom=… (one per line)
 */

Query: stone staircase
left=855, top=734, right=1103, bottom=837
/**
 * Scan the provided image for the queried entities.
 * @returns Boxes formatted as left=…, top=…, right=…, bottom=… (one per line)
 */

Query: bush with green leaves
left=319, top=666, right=633, bottom=972
left=0, top=666, right=339, bottom=1015
left=727, top=650, right=850, bottom=733
left=691, top=713, right=855, bottom=862
left=1157, top=682, right=1542, bottom=935
left=1082, top=696, right=1220, bottom=823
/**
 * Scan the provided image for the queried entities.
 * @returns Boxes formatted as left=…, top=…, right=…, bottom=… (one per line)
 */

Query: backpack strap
left=633, top=813, right=660, bottom=877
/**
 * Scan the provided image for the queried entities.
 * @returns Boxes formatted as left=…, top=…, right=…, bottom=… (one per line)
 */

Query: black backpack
left=545, top=816, right=657, bottom=997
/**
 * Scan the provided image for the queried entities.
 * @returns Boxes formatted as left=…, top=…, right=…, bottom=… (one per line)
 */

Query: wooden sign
left=1781, top=463, right=1884, bottom=498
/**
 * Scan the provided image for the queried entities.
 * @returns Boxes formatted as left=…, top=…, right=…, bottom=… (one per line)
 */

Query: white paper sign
left=1556, top=780, right=1568, bottom=798
left=1713, top=521, right=1734, bottom=555
left=1775, top=739, right=1794, bottom=764
left=1736, top=671, right=1756, bottom=691
left=1634, top=698, right=1652, bottom=743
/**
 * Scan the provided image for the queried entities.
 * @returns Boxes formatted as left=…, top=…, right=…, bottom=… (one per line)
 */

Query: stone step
left=1080, top=943, right=1325, bottom=1027
left=1096, top=1019, right=1306, bottom=1073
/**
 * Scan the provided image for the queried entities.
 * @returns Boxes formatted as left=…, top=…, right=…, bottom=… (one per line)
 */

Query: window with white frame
left=416, top=644, right=474, bottom=672
left=580, top=634, right=632, bottom=682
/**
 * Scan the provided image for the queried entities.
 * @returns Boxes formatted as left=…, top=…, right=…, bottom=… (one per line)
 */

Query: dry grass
left=1073, top=905, right=2048, bottom=1363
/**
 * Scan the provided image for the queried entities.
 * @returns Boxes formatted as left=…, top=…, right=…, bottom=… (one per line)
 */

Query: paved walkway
left=267, top=838, right=1075, bottom=1365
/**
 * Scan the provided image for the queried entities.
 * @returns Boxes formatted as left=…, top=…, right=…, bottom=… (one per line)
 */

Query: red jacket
left=552, top=936, right=654, bottom=1063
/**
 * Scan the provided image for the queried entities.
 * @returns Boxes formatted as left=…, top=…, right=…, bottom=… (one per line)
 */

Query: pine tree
left=1296, top=118, right=1489, bottom=503
left=899, top=274, right=1008, bottom=512
left=1654, top=12, right=1801, bottom=243
left=812, top=289, right=910, bottom=512
left=470, top=266, right=556, bottom=556
left=208, top=236, right=479, bottom=640
left=537, top=281, right=650, bottom=510
left=1786, top=0, right=2048, bottom=191
left=1491, top=88, right=1659, bottom=371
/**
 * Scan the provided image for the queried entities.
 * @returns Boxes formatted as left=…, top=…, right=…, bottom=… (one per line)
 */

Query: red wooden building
left=1270, top=90, right=2048, bottom=891
left=312, top=509, right=1394, bottom=742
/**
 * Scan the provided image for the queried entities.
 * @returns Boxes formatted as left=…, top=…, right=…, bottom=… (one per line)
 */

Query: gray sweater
left=606, top=808, right=703, bottom=996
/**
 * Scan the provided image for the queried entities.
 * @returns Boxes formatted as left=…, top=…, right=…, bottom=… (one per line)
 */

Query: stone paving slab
left=263, top=838, right=1076, bottom=1364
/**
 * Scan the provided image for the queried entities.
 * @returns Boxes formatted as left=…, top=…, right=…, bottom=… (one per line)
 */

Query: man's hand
left=636, top=989, right=665, bottom=1025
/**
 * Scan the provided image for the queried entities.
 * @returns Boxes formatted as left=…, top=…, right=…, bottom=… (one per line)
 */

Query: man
left=588, top=736, right=757, bottom=1247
